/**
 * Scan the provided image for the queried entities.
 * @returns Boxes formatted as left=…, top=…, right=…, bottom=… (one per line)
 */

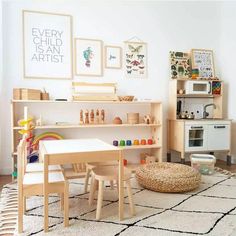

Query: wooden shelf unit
left=11, top=100, right=163, bottom=179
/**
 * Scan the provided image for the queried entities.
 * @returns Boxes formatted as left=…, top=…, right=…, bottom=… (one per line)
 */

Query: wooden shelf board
left=13, top=123, right=161, bottom=130
left=175, top=78, right=222, bottom=82
left=11, top=99, right=161, bottom=104
left=121, top=144, right=161, bottom=150
left=177, top=94, right=221, bottom=98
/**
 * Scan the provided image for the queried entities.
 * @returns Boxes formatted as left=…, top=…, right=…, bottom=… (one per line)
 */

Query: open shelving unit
left=11, top=99, right=163, bottom=179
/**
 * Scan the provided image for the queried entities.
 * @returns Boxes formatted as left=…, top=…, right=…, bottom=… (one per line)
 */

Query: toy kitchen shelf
left=11, top=99, right=163, bottom=179
left=167, top=78, right=232, bottom=165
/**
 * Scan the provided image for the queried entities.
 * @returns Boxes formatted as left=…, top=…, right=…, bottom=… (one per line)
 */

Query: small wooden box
left=21, top=89, right=41, bottom=100
left=13, top=89, right=22, bottom=100
left=127, top=113, right=139, bottom=124
left=41, top=92, right=49, bottom=100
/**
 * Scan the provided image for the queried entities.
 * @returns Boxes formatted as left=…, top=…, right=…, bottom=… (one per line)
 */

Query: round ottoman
left=136, top=162, right=201, bottom=193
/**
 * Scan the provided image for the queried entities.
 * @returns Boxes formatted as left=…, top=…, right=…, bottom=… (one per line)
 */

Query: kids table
left=39, top=138, right=124, bottom=232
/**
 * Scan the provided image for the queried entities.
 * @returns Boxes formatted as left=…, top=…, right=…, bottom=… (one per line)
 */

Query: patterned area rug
left=1, top=172, right=236, bottom=236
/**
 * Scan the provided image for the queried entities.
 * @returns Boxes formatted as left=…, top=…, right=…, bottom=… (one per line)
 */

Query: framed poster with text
left=23, top=10, right=73, bottom=79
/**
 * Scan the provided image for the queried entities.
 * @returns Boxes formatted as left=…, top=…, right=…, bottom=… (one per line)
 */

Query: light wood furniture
left=17, top=138, right=69, bottom=233
left=39, top=138, right=125, bottom=232
left=11, top=100, right=163, bottom=180
left=89, top=165, right=135, bottom=220
left=168, top=78, right=231, bottom=164
left=168, top=78, right=223, bottom=120
left=84, top=161, right=117, bottom=193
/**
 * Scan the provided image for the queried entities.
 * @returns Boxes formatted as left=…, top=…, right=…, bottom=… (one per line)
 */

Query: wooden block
left=13, top=89, right=22, bottom=100
left=21, top=89, right=41, bottom=100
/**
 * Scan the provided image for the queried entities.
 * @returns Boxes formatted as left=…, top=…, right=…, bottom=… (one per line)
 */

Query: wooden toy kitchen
left=167, top=50, right=232, bottom=165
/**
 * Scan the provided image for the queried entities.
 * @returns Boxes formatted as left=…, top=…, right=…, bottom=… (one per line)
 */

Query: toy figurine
left=144, top=115, right=152, bottom=124
left=101, top=109, right=105, bottom=123
left=79, top=109, right=84, bottom=124
left=85, top=110, right=89, bottom=124
left=36, top=114, right=43, bottom=126
left=95, top=109, right=100, bottom=124
left=90, top=109, right=94, bottom=124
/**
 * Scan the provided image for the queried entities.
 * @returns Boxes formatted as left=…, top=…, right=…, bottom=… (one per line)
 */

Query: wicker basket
left=118, top=96, right=134, bottom=101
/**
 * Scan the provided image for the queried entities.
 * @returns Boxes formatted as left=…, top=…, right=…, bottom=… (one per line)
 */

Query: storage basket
left=190, top=154, right=216, bottom=175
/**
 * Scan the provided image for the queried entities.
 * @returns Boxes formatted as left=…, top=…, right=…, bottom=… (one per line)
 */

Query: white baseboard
left=0, top=168, right=12, bottom=175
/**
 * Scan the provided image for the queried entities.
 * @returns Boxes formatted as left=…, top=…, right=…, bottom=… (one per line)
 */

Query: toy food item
left=123, top=159, right=128, bottom=166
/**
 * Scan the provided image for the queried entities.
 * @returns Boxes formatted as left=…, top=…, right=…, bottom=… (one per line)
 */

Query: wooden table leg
left=118, top=150, right=124, bottom=221
left=44, top=155, right=49, bottom=232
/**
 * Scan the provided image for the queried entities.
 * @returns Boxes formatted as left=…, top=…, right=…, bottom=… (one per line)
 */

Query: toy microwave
left=184, top=80, right=211, bottom=95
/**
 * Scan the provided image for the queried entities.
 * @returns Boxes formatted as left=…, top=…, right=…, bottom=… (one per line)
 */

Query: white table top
left=40, top=138, right=120, bottom=155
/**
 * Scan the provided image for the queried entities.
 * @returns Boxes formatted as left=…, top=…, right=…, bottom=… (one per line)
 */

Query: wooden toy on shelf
left=101, top=109, right=105, bottom=123
left=36, top=115, right=43, bottom=126
left=80, top=109, right=84, bottom=124
left=113, top=117, right=122, bottom=124
left=85, top=110, right=89, bottom=124
left=90, top=109, right=95, bottom=124
left=95, top=109, right=100, bottom=124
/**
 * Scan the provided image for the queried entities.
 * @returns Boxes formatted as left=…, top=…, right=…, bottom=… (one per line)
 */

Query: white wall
left=218, top=1, right=236, bottom=163
left=0, top=0, right=226, bottom=174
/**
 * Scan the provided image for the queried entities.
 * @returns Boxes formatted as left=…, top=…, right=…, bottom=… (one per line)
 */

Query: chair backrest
left=17, top=138, right=27, bottom=185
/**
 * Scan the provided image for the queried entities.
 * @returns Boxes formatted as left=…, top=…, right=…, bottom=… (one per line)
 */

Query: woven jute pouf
left=136, top=162, right=201, bottom=193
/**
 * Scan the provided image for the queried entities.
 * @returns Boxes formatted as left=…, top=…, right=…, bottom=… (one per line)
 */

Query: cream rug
left=1, top=172, right=236, bottom=236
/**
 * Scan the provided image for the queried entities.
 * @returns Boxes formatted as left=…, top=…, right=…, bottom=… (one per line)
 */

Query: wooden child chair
left=89, top=165, right=136, bottom=220
left=17, top=138, right=69, bottom=233
left=84, top=161, right=118, bottom=193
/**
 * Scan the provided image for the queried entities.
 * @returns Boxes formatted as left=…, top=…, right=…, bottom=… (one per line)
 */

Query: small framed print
left=23, top=10, right=73, bottom=80
left=191, top=49, right=215, bottom=78
left=74, top=38, right=103, bottom=76
left=105, top=46, right=122, bottom=69
left=124, top=41, right=147, bottom=79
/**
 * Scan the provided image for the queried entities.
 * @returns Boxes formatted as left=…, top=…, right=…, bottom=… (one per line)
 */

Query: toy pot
left=133, top=139, right=139, bottom=145
left=126, top=140, right=132, bottom=146
left=120, top=140, right=125, bottom=146
left=123, top=159, right=128, bottom=166
left=147, top=139, right=153, bottom=145
left=113, top=140, right=118, bottom=146
left=141, top=139, right=146, bottom=145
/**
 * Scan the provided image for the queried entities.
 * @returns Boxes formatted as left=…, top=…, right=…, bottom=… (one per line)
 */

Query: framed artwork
left=23, top=10, right=73, bottom=79
left=104, top=46, right=122, bottom=69
left=170, top=51, right=190, bottom=79
left=191, top=49, right=215, bottom=78
left=74, top=38, right=103, bottom=76
left=124, top=41, right=147, bottom=79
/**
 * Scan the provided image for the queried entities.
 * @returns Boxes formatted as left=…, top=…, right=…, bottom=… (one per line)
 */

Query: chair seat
left=92, top=166, right=131, bottom=181
left=26, top=163, right=62, bottom=173
left=87, top=161, right=118, bottom=169
left=23, top=172, right=65, bottom=185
